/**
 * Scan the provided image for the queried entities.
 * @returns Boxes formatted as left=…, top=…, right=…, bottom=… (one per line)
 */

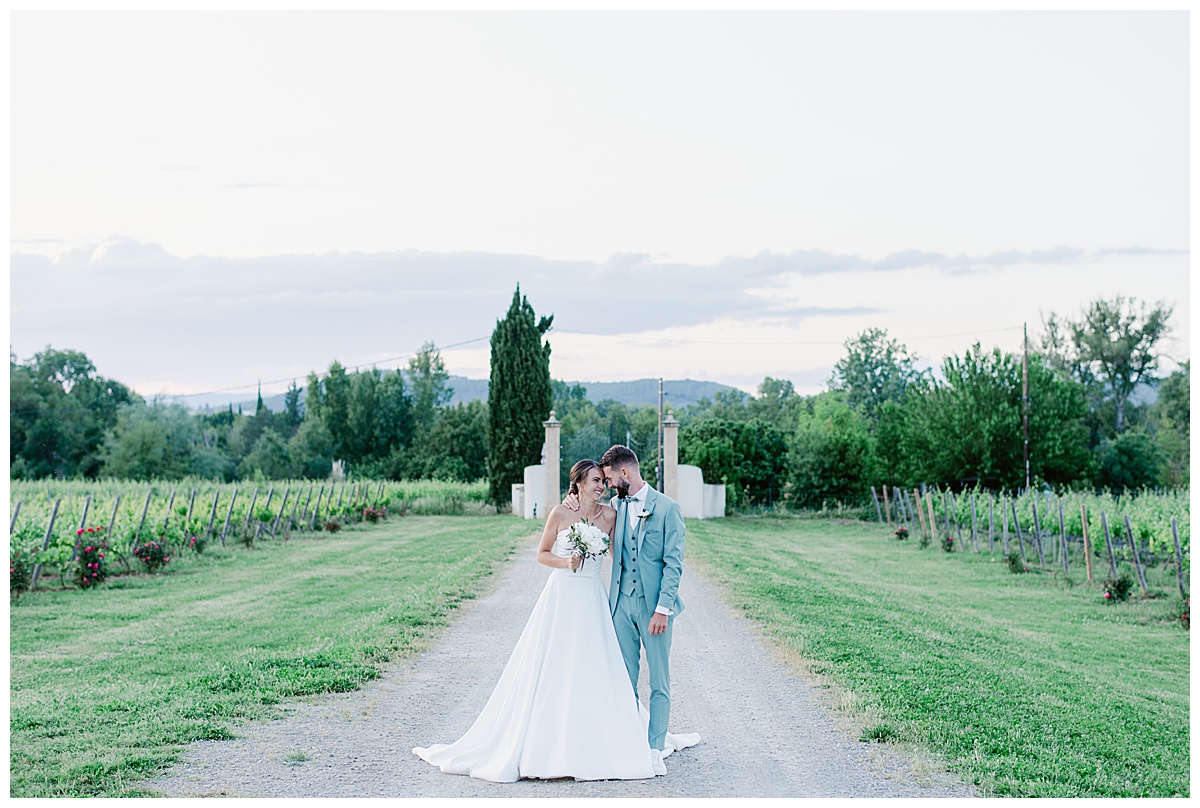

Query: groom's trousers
left=612, top=591, right=673, bottom=751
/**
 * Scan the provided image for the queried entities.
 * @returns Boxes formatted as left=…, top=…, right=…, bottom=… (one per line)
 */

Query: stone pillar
left=663, top=410, right=680, bottom=502
left=543, top=410, right=562, bottom=513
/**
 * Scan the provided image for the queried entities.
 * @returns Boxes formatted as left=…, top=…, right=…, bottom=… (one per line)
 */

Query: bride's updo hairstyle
left=568, top=459, right=601, bottom=497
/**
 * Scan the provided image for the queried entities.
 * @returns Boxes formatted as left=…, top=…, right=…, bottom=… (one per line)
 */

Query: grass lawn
left=686, top=517, right=1190, bottom=797
left=9, top=515, right=535, bottom=797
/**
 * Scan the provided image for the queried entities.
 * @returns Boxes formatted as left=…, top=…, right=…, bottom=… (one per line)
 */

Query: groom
left=576, top=444, right=686, bottom=763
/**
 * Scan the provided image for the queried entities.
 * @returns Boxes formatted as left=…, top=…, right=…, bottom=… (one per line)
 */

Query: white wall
left=677, top=464, right=725, bottom=519
left=522, top=464, right=547, bottom=521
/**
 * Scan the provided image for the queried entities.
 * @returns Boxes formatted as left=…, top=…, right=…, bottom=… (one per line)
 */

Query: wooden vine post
left=106, top=495, right=121, bottom=538
left=311, top=485, right=327, bottom=529
left=254, top=487, right=275, bottom=540
left=1171, top=517, right=1187, bottom=600
left=68, top=494, right=92, bottom=563
left=870, top=487, right=883, bottom=523
left=1099, top=511, right=1118, bottom=579
left=300, top=486, right=315, bottom=531
left=926, top=492, right=938, bottom=545
left=987, top=497, right=995, bottom=553
left=900, top=487, right=914, bottom=534
left=205, top=491, right=221, bottom=540
left=28, top=499, right=61, bottom=591
left=10, top=501, right=21, bottom=533
left=242, top=488, right=260, bottom=531
left=163, top=489, right=177, bottom=532
left=289, top=484, right=305, bottom=529
left=272, top=487, right=291, bottom=536
left=1030, top=495, right=1047, bottom=567
left=913, top=489, right=928, bottom=542
left=133, top=489, right=153, bottom=549
left=969, top=492, right=979, bottom=552
left=1080, top=504, right=1093, bottom=584
left=1057, top=499, right=1068, bottom=574
left=220, top=488, right=239, bottom=546
left=948, top=492, right=964, bottom=551
left=1009, top=498, right=1028, bottom=564
left=1001, top=496, right=1009, bottom=555
left=1123, top=515, right=1149, bottom=597
left=882, top=486, right=892, bottom=528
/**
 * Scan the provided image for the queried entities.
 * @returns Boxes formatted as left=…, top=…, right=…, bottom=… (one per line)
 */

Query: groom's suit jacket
left=608, top=486, right=686, bottom=618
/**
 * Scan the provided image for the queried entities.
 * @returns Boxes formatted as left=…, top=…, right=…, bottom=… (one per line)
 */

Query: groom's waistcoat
left=618, top=512, right=642, bottom=599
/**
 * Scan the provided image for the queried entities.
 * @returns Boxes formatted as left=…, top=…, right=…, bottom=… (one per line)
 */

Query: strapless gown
left=413, top=528, right=699, bottom=782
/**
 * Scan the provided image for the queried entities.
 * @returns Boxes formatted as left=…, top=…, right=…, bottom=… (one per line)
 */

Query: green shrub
left=1102, top=573, right=1134, bottom=602
left=1005, top=551, right=1027, bottom=573
left=74, top=538, right=109, bottom=589
left=10, top=548, right=35, bottom=597
left=134, top=540, right=170, bottom=573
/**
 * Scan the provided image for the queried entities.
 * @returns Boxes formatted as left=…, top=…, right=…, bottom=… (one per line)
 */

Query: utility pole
left=1023, top=322, right=1030, bottom=491
left=657, top=378, right=665, bottom=492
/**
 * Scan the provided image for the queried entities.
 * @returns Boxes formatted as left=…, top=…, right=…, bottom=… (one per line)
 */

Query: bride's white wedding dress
left=413, top=527, right=699, bottom=782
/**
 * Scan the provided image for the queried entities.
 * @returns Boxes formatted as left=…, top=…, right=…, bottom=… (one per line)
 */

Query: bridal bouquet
left=565, top=520, right=610, bottom=573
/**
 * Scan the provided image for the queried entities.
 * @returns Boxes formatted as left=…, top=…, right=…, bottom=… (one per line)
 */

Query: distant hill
left=189, top=375, right=739, bottom=414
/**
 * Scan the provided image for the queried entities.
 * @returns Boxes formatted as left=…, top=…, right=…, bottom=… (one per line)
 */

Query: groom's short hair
left=599, top=445, right=639, bottom=470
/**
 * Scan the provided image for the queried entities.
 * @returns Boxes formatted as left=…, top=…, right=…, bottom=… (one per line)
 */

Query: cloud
left=873, top=246, right=1090, bottom=274
left=9, top=238, right=1186, bottom=396
left=1094, top=246, right=1189, bottom=257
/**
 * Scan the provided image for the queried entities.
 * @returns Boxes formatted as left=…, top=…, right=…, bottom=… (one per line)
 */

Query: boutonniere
left=636, top=509, right=653, bottom=521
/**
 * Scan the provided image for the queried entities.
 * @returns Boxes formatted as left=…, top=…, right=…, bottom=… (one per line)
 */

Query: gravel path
left=148, top=534, right=975, bottom=797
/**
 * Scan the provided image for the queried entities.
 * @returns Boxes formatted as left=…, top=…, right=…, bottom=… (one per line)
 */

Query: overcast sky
left=8, top=11, right=1190, bottom=400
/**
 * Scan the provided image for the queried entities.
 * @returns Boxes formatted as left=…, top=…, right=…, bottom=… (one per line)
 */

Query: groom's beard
left=611, top=478, right=630, bottom=499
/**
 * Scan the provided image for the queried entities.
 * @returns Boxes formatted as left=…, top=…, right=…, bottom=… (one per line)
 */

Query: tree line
left=656, top=296, right=1186, bottom=508
left=10, top=293, right=1187, bottom=511
left=9, top=286, right=547, bottom=504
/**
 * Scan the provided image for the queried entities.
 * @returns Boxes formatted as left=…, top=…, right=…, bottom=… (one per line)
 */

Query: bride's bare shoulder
left=549, top=505, right=579, bottom=523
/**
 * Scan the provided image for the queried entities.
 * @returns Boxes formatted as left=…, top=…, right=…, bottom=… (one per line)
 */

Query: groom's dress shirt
left=621, top=482, right=673, bottom=617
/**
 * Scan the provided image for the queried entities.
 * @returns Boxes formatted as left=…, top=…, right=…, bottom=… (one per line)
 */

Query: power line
left=552, top=325, right=1024, bottom=347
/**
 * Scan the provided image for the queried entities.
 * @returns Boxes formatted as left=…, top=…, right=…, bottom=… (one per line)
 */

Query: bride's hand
left=564, top=554, right=582, bottom=571
left=562, top=492, right=581, bottom=512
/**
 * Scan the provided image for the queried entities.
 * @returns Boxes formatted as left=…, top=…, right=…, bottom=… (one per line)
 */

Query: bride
left=412, top=459, right=697, bottom=782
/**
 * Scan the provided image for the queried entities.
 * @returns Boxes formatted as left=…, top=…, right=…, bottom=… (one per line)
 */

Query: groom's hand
left=648, top=613, right=669, bottom=635
left=562, top=492, right=581, bottom=512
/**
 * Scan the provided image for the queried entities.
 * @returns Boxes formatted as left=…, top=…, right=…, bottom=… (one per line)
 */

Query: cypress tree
left=487, top=285, right=553, bottom=505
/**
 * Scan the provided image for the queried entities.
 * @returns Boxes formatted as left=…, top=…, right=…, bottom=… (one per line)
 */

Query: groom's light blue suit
left=608, top=486, right=685, bottom=751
